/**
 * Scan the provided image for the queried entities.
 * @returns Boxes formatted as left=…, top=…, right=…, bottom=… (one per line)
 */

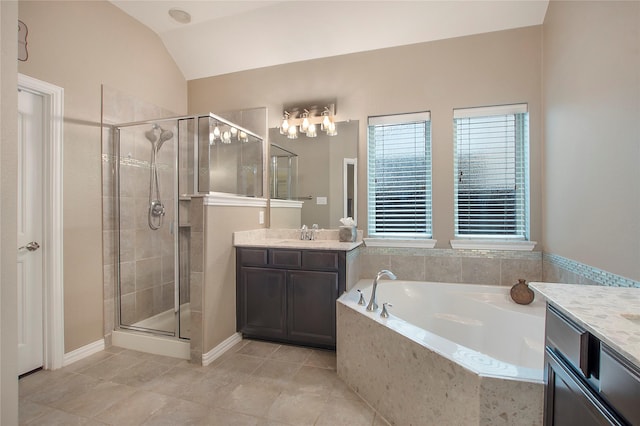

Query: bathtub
left=337, top=279, right=545, bottom=425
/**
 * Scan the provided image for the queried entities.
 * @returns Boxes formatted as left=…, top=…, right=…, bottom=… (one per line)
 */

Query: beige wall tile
left=461, top=257, right=501, bottom=285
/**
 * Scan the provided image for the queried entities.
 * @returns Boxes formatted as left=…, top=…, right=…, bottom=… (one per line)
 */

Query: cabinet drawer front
left=546, top=305, right=590, bottom=376
left=600, top=345, right=640, bottom=426
left=238, top=248, right=268, bottom=266
left=302, top=251, right=339, bottom=270
left=270, top=250, right=302, bottom=268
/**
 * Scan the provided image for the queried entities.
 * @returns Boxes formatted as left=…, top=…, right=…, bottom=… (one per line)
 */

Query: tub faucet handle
left=356, top=289, right=366, bottom=306
left=380, top=302, right=393, bottom=318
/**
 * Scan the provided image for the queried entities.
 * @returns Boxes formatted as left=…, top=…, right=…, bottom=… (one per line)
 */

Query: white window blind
left=368, top=112, right=432, bottom=238
left=453, top=104, right=529, bottom=239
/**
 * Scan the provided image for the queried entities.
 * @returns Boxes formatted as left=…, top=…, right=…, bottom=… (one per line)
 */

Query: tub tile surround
left=361, top=247, right=543, bottom=286
left=337, top=301, right=543, bottom=425
left=530, top=282, right=640, bottom=369
left=478, top=377, right=543, bottom=426
left=543, top=252, right=640, bottom=288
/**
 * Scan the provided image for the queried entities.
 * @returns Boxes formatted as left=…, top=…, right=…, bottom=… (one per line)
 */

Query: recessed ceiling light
left=168, top=8, right=191, bottom=24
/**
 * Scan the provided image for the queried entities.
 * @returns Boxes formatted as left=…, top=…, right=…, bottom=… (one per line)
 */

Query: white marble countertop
left=233, top=228, right=363, bottom=251
left=530, top=282, right=640, bottom=369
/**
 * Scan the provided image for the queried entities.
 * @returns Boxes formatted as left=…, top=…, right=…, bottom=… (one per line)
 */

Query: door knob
left=18, top=241, right=40, bottom=252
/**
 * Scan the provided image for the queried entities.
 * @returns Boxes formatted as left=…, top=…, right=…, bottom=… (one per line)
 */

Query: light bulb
left=280, top=119, right=289, bottom=135
left=223, top=130, right=231, bottom=143
left=213, top=125, right=221, bottom=139
left=306, top=123, right=317, bottom=138
left=301, top=114, right=310, bottom=133
left=230, top=127, right=238, bottom=138
left=327, top=121, right=338, bottom=136
left=321, top=114, right=331, bottom=131
left=239, top=131, right=248, bottom=142
left=287, top=125, right=298, bottom=139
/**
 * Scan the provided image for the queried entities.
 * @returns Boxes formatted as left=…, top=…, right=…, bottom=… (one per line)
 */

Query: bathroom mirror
left=269, top=120, right=358, bottom=229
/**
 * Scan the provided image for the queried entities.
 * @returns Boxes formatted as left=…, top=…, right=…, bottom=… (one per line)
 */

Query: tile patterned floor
left=19, top=340, right=391, bottom=425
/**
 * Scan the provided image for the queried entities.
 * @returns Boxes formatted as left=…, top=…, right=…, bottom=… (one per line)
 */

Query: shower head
left=145, top=124, right=159, bottom=143
left=156, top=128, right=173, bottom=151
left=145, top=129, right=157, bottom=143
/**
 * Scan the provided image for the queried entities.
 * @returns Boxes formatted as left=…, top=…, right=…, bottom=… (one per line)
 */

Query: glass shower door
left=116, top=119, right=179, bottom=336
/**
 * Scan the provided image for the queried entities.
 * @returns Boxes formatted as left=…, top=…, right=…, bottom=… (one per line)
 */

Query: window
left=367, top=112, right=432, bottom=238
left=453, top=104, right=529, bottom=239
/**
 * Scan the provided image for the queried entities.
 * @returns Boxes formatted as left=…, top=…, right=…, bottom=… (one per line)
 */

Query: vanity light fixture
left=279, top=103, right=338, bottom=138
left=287, top=124, right=298, bottom=139
left=280, top=112, right=290, bottom=135
left=300, top=110, right=310, bottom=133
left=321, top=108, right=331, bottom=131
left=210, top=121, right=245, bottom=145
left=306, top=123, right=318, bottom=138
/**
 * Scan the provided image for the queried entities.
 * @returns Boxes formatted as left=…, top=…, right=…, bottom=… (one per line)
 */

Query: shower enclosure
left=270, top=143, right=298, bottom=200
left=113, top=113, right=263, bottom=341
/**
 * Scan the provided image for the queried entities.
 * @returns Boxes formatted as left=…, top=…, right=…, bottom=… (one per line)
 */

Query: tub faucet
left=366, top=270, right=397, bottom=312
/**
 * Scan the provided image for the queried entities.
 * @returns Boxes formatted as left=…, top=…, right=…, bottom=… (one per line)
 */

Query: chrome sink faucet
left=366, top=270, right=397, bottom=312
left=300, top=224, right=319, bottom=240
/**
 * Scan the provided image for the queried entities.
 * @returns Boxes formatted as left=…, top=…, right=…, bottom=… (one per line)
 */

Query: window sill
left=364, top=238, right=437, bottom=249
left=450, top=239, right=536, bottom=251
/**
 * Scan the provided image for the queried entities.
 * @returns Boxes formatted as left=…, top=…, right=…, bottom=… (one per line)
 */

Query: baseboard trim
left=63, top=339, right=105, bottom=367
left=202, top=333, right=242, bottom=366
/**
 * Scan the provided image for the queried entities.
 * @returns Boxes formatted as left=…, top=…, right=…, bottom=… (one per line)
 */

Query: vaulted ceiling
left=111, top=1, right=549, bottom=80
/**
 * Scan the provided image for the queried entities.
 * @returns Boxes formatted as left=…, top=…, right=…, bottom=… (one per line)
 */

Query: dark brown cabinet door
left=545, top=349, right=623, bottom=426
left=238, top=267, right=287, bottom=340
left=287, top=270, right=338, bottom=346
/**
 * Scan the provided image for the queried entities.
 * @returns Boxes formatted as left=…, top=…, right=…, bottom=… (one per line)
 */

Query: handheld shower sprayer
left=146, top=124, right=173, bottom=231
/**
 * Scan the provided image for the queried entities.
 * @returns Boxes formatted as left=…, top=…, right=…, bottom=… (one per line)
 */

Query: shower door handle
left=18, top=241, right=40, bottom=252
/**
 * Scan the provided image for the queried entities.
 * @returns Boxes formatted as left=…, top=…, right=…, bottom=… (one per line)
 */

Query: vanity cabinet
left=236, top=247, right=347, bottom=348
left=544, top=304, right=640, bottom=426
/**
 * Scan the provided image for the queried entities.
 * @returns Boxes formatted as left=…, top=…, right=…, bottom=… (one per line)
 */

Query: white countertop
left=233, top=228, right=363, bottom=251
left=530, top=282, right=640, bottom=369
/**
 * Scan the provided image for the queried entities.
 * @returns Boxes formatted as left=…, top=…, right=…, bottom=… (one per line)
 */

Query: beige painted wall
left=542, top=1, right=640, bottom=281
left=189, top=26, right=543, bottom=248
left=204, top=206, right=265, bottom=351
left=270, top=206, right=302, bottom=229
left=18, top=1, right=187, bottom=352
left=1, top=1, right=19, bottom=422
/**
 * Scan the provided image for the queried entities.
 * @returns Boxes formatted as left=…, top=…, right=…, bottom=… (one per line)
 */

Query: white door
left=17, top=88, right=44, bottom=376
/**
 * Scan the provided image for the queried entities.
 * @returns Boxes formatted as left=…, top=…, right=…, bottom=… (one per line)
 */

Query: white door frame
left=18, top=74, right=64, bottom=370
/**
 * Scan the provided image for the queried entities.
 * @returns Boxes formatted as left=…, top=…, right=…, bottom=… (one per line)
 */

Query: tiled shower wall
left=101, top=85, right=177, bottom=345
